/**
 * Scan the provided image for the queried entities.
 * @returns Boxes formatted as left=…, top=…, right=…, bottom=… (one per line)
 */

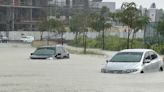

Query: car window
left=144, top=52, right=151, bottom=60
left=22, top=37, right=27, bottom=38
left=59, top=47, right=65, bottom=53
left=110, top=52, right=143, bottom=62
left=61, top=47, right=66, bottom=53
left=57, top=47, right=63, bottom=53
left=34, top=48, right=55, bottom=55
left=150, top=51, right=158, bottom=60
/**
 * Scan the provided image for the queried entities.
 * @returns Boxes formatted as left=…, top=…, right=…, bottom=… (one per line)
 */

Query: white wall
left=0, top=30, right=144, bottom=41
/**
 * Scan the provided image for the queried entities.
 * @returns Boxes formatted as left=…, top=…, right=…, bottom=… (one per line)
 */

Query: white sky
left=102, top=0, right=163, bottom=9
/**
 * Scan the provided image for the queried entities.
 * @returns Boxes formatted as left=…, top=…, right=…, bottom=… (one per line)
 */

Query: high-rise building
left=144, top=3, right=164, bottom=43
left=0, top=0, right=48, bottom=31
left=47, top=0, right=101, bottom=20
left=72, top=0, right=89, bottom=8
left=90, top=2, right=116, bottom=12
left=48, top=0, right=99, bottom=9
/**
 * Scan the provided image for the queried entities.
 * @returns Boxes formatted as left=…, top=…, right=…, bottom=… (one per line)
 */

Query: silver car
left=30, top=45, right=69, bottom=59
left=101, top=49, right=164, bottom=74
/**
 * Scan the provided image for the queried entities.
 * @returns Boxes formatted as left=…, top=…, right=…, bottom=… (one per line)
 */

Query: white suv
left=20, top=36, right=34, bottom=43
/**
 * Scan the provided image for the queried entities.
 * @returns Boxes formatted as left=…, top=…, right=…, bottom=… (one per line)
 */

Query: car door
left=58, top=47, right=65, bottom=58
left=143, top=52, right=153, bottom=72
left=56, top=47, right=62, bottom=58
left=61, top=47, right=68, bottom=58
left=149, top=51, right=160, bottom=71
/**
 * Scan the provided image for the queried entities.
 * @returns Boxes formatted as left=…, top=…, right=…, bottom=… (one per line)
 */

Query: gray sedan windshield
left=34, top=48, right=55, bottom=55
left=111, top=52, right=143, bottom=62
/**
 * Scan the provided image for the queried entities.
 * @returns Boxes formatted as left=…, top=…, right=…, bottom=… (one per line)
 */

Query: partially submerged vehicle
left=30, top=45, right=69, bottom=59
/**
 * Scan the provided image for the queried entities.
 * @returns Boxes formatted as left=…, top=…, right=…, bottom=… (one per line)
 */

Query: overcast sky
left=102, top=0, right=163, bottom=9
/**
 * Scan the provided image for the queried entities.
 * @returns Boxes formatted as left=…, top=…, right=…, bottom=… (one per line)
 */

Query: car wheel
left=67, top=54, right=70, bottom=59
left=64, top=54, right=69, bottom=59
left=101, top=69, right=106, bottom=73
left=140, top=71, right=144, bottom=74
left=159, top=66, right=163, bottom=72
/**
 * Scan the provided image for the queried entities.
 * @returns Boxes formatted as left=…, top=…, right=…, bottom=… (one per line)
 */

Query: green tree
left=48, top=19, right=66, bottom=45
left=120, top=3, right=150, bottom=48
left=121, top=2, right=138, bottom=49
left=100, top=6, right=112, bottom=50
left=56, top=21, right=66, bottom=45
left=70, top=12, right=91, bottom=54
left=131, top=15, right=150, bottom=48
left=90, top=6, right=112, bottom=50
left=157, top=16, right=164, bottom=36
left=38, top=18, right=48, bottom=40
left=69, top=15, right=82, bottom=47
left=80, top=12, right=91, bottom=54
left=156, top=15, right=164, bottom=45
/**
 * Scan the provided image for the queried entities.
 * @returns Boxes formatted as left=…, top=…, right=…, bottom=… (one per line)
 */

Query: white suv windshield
left=111, top=52, right=143, bottom=62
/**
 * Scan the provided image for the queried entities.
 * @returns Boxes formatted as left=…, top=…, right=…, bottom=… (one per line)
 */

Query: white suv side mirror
left=144, top=59, right=151, bottom=64
left=106, top=60, right=110, bottom=63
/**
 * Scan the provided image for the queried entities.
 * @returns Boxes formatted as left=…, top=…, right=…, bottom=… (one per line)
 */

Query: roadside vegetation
left=68, top=35, right=144, bottom=51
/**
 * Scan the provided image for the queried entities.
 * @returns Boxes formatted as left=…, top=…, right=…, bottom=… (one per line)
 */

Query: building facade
left=0, top=0, right=48, bottom=31
left=90, top=2, right=116, bottom=12
left=143, top=3, right=164, bottom=44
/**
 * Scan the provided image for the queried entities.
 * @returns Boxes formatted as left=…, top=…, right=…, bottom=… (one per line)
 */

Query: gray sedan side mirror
left=55, top=53, right=61, bottom=58
left=57, top=53, right=61, bottom=56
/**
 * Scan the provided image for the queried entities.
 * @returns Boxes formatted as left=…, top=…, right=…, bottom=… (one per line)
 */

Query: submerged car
left=20, top=36, right=34, bottom=43
left=30, top=45, right=69, bottom=59
left=101, top=49, right=164, bottom=74
left=0, top=36, right=8, bottom=43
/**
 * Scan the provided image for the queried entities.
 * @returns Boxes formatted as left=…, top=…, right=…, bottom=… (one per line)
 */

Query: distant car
left=30, top=45, right=70, bottom=59
left=101, top=49, right=164, bottom=74
left=20, top=36, right=34, bottom=43
left=0, top=36, right=8, bottom=43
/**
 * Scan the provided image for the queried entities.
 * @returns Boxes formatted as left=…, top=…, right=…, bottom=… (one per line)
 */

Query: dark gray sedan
left=30, top=45, right=69, bottom=59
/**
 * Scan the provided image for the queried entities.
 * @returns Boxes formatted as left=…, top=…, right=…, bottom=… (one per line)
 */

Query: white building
left=147, top=3, right=161, bottom=22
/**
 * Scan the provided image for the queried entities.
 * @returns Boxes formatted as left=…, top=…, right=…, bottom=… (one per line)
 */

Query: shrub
left=151, top=44, right=164, bottom=54
left=69, top=35, right=146, bottom=51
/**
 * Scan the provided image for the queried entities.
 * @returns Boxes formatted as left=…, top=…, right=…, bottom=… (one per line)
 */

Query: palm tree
left=120, top=2, right=139, bottom=49
left=118, top=2, right=150, bottom=48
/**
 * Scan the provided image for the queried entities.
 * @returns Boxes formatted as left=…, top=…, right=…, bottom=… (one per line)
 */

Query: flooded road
left=0, top=43, right=164, bottom=92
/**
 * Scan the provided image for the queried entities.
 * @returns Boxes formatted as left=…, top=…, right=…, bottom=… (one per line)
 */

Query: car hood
left=106, top=62, right=141, bottom=70
left=30, top=54, right=53, bottom=59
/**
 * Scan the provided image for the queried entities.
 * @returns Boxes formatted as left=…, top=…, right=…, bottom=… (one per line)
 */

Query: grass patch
left=11, top=45, right=18, bottom=48
left=67, top=48, right=104, bottom=55
left=31, top=40, right=57, bottom=47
